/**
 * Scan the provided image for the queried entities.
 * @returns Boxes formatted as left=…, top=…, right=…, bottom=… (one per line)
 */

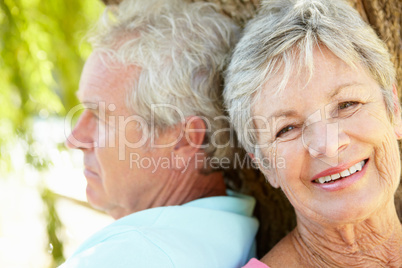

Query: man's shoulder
left=61, top=195, right=258, bottom=267
left=60, top=227, right=174, bottom=268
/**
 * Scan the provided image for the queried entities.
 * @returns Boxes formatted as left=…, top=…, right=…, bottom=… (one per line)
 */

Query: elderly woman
left=224, top=0, right=402, bottom=267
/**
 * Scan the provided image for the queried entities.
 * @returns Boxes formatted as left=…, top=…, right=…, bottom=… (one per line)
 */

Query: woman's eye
left=276, top=125, right=295, bottom=137
left=338, top=101, right=358, bottom=110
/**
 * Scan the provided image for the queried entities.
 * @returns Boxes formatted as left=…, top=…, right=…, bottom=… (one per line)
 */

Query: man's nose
left=65, top=111, right=96, bottom=150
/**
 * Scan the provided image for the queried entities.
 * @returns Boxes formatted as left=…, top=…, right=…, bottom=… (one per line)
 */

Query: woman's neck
left=292, top=202, right=402, bottom=267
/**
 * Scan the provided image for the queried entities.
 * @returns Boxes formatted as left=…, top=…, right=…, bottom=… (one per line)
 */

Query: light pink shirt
left=242, top=258, right=270, bottom=268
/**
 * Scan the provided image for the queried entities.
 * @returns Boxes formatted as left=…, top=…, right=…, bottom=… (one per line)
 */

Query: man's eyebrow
left=75, top=91, right=82, bottom=100
left=330, top=83, right=363, bottom=98
left=76, top=91, right=102, bottom=109
left=79, top=101, right=97, bottom=110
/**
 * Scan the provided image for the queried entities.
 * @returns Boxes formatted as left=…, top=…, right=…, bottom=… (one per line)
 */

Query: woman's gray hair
left=88, top=0, right=240, bottom=160
left=224, top=0, right=396, bottom=156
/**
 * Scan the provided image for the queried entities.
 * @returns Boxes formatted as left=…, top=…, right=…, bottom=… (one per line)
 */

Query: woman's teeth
left=315, top=160, right=365, bottom=184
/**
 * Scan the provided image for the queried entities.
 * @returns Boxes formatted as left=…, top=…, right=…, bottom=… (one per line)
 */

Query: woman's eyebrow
left=266, top=110, right=298, bottom=121
left=265, top=83, right=364, bottom=120
left=330, top=83, right=364, bottom=98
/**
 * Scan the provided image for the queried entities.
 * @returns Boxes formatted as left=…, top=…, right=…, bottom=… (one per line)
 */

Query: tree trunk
left=102, top=0, right=402, bottom=258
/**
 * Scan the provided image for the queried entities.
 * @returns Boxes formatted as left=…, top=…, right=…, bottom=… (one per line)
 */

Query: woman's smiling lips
left=311, top=159, right=369, bottom=191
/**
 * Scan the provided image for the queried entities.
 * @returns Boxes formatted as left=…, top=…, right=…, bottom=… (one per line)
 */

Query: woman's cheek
left=274, top=140, right=304, bottom=188
left=347, top=108, right=400, bottom=191
left=374, top=131, right=401, bottom=192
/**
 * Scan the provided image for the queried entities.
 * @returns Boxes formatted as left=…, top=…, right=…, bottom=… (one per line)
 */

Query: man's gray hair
left=224, top=0, right=396, bottom=156
left=88, top=0, right=240, bottom=160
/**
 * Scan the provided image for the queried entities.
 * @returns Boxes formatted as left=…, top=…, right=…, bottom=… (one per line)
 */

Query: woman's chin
left=308, top=194, right=388, bottom=225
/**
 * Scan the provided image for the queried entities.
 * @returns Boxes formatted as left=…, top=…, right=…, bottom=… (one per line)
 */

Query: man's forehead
left=77, top=51, right=142, bottom=118
left=78, top=52, right=132, bottom=98
left=76, top=89, right=102, bottom=104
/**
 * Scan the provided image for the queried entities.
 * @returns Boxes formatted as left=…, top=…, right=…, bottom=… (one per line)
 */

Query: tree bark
left=101, top=0, right=402, bottom=257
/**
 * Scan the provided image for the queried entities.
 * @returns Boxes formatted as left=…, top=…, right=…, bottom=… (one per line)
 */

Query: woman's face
left=253, top=47, right=402, bottom=224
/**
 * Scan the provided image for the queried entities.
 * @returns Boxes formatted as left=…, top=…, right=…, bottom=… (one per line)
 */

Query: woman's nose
left=302, top=119, right=350, bottom=159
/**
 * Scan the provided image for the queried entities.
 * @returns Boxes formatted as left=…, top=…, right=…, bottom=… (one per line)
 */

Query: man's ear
left=174, top=116, right=206, bottom=158
left=248, top=152, right=280, bottom=188
left=392, top=85, right=402, bottom=140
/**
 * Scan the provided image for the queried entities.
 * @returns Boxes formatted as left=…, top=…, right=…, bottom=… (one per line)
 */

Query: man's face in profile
left=66, top=52, right=180, bottom=219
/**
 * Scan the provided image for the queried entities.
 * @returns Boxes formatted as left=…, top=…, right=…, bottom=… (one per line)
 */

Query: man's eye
left=339, top=101, right=358, bottom=110
left=88, top=112, right=99, bottom=121
left=276, top=125, right=295, bottom=138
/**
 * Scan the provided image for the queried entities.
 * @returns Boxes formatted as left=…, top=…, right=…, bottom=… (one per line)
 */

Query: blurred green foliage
left=0, top=0, right=104, bottom=266
left=0, top=0, right=104, bottom=172
left=41, top=187, right=65, bottom=266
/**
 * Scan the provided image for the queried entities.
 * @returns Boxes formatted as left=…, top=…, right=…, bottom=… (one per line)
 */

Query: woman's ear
left=391, top=85, right=402, bottom=139
left=248, top=152, right=280, bottom=188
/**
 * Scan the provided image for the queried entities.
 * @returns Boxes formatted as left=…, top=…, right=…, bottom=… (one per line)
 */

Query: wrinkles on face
left=362, top=102, right=401, bottom=197
left=269, top=139, right=317, bottom=214
left=373, top=128, right=401, bottom=195
left=258, top=140, right=279, bottom=185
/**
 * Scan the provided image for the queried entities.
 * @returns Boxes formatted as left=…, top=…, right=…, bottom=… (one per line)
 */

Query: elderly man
left=62, top=0, right=258, bottom=267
